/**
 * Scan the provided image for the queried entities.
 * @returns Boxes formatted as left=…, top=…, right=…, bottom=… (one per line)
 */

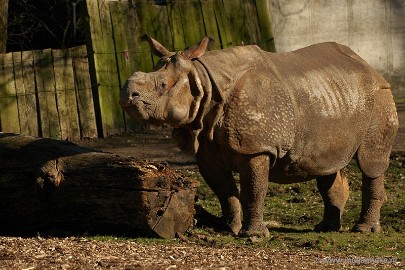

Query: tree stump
left=0, top=133, right=199, bottom=238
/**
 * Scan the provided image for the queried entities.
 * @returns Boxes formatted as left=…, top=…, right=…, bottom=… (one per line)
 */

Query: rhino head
left=120, top=36, right=212, bottom=129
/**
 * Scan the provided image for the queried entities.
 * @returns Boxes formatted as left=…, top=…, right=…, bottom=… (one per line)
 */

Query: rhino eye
left=160, top=82, right=167, bottom=90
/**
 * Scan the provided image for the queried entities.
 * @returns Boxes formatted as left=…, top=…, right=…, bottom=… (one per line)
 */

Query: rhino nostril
left=131, top=92, right=140, bottom=98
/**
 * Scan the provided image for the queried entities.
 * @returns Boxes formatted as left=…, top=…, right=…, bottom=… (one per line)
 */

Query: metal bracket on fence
left=122, top=50, right=129, bottom=66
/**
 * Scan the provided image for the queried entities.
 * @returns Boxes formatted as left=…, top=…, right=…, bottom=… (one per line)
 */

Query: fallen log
left=0, top=133, right=199, bottom=239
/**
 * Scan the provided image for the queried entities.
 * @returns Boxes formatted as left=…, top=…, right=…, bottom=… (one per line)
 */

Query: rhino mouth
left=120, top=98, right=151, bottom=108
left=122, top=102, right=151, bottom=121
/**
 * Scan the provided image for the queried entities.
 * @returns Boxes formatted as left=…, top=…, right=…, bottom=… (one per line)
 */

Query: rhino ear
left=182, top=36, right=214, bottom=60
left=143, top=34, right=172, bottom=57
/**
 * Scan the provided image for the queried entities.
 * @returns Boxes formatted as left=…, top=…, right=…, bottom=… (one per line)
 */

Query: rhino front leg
left=315, top=170, right=349, bottom=232
left=352, top=174, right=386, bottom=233
left=196, top=148, right=242, bottom=235
left=238, top=154, right=270, bottom=237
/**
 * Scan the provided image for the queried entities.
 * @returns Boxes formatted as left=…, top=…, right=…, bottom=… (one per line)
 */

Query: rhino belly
left=268, top=110, right=369, bottom=184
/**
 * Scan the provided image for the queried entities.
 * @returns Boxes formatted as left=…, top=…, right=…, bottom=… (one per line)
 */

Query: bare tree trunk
left=0, top=133, right=199, bottom=238
left=0, top=0, right=8, bottom=53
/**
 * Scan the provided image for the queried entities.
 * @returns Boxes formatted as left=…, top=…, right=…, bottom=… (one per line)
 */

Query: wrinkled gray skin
left=120, top=36, right=399, bottom=237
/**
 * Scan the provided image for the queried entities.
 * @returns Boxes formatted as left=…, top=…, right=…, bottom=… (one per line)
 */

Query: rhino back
left=199, top=43, right=385, bottom=177
left=269, top=43, right=383, bottom=177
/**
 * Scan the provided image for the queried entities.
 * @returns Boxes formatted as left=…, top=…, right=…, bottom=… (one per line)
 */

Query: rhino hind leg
left=315, top=170, right=349, bottom=232
left=352, top=174, right=386, bottom=233
left=355, top=88, right=398, bottom=233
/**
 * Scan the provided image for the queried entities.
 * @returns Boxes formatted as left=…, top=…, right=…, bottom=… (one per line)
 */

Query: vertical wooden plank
left=86, top=0, right=124, bottom=137
left=167, top=2, right=187, bottom=51
left=241, top=0, right=261, bottom=44
left=255, top=0, right=276, bottom=52
left=199, top=0, right=221, bottom=49
left=109, top=1, right=132, bottom=132
left=86, top=0, right=110, bottom=137
left=178, top=0, right=206, bottom=47
left=141, top=1, right=172, bottom=66
left=13, top=52, right=29, bottom=135
left=130, top=1, right=171, bottom=69
left=83, top=0, right=103, bottom=138
left=0, top=53, right=20, bottom=133
left=99, top=0, right=125, bottom=136
left=109, top=1, right=145, bottom=131
left=150, top=4, right=173, bottom=50
left=109, top=2, right=133, bottom=86
left=126, top=1, right=153, bottom=72
left=223, top=0, right=249, bottom=46
left=53, top=49, right=81, bottom=141
left=34, top=49, right=61, bottom=139
left=21, top=51, right=39, bottom=136
left=52, top=50, right=68, bottom=140
left=71, top=45, right=98, bottom=139
left=212, top=0, right=233, bottom=48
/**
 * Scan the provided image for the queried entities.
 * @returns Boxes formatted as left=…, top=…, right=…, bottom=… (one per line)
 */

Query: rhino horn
left=143, top=34, right=172, bottom=57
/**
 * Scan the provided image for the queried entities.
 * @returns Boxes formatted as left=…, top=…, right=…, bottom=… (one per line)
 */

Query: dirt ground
left=2, top=235, right=400, bottom=270
left=1, top=105, right=404, bottom=269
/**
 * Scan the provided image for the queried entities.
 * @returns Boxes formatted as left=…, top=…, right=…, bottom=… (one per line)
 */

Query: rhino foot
left=226, top=219, right=242, bottom=236
left=240, top=224, right=270, bottom=238
left=314, top=220, right=341, bottom=232
left=352, top=222, right=382, bottom=233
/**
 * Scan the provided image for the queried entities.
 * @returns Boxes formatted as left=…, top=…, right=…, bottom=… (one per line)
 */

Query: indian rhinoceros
left=120, top=36, right=398, bottom=237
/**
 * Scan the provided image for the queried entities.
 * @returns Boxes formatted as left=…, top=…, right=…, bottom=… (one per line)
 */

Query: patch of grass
left=90, top=235, right=128, bottom=241
left=261, top=229, right=404, bottom=258
left=188, top=156, right=405, bottom=259
left=87, top=157, right=404, bottom=261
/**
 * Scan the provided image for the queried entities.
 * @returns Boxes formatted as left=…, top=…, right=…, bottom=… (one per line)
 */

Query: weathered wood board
left=108, top=2, right=148, bottom=132
left=20, top=51, right=39, bottom=136
left=199, top=0, right=221, bottom=48
left=0, top=53, right=20, bottom=133
left=85, top=0, right=125, bottom=137
left=0, top=133, right=199, bottom=238
left=33, top=49, right=61, bottom=139
left=53, top=49, right=81, bottom=141
left=71, top=46, right=98, bottom=139
left=255, top=0, right=276, bottom=52
left=212, top=0, right=233, bottom=48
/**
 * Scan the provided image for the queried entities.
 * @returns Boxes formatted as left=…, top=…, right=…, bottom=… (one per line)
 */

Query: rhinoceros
left=120, top=36, right=398, bottom=237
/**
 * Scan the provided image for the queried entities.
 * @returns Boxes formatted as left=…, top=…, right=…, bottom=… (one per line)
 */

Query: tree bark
left=0, top=133, right=199, bottom=238
left=0, top=0, right=8, bottom=53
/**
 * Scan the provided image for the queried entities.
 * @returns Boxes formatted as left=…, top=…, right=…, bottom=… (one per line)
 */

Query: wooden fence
left=0, top=0, right=275, bottom=140
left=0, top=45, right=98, bottom=140
left=85, top=0, right=275, bottom=137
